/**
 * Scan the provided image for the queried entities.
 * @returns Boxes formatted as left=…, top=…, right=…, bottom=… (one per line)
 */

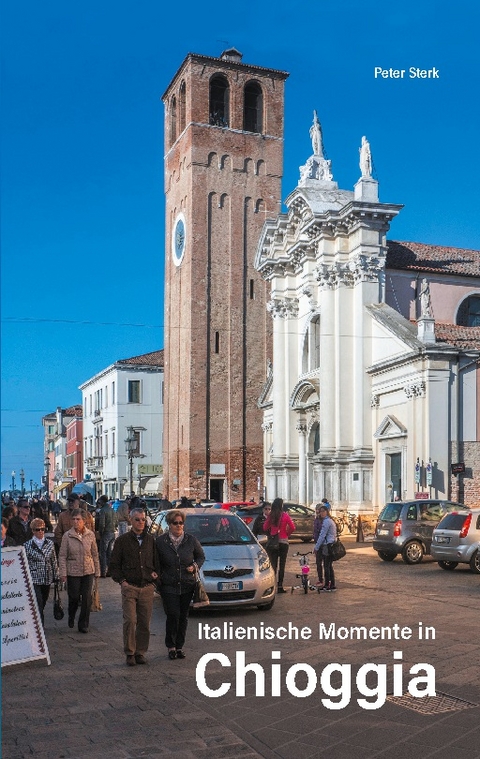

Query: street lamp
left=44, top=457, right=51, bottom=501
left=30, top=479, right=33, bottom=497
left=11, top=470, right=15, bottom=493
left=124, top=427, right=138, bottom=496
left=19, top=468, right=25, bottom=495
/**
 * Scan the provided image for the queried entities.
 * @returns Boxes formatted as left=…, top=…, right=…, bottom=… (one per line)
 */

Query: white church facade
left=255, top=115, right=480, bottom=512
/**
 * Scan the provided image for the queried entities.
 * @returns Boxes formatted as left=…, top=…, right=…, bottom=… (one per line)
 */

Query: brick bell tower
left=162, top=48, right=288, bottom=502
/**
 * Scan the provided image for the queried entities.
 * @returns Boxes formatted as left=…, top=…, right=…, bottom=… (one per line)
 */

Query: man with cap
left=7, top=498, right=33, bottom=545
left=54, top=493, right=95, bottom=555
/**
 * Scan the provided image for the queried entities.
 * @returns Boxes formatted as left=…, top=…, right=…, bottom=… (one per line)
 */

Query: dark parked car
left=373, top=499, right=464, bottom=564
left=236, top=502, right=315, bottom=542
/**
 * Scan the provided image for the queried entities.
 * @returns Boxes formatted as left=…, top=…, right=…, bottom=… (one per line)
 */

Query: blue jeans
left=99, top=532, right=115, bottom=576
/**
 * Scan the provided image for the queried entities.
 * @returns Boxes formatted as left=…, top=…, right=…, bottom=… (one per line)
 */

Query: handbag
left=328, top=539, right=346, bottom=561
left=53, top=581, right=65, bottom=620
left=192, top=565, right=210, bottom=609
left=266, top=532, right=279, bottom=551
left=91, top=578, right=102, bottom=612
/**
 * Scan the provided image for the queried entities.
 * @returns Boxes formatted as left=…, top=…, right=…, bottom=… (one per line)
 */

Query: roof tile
left=387, top=241, right=480, bottom=277
left=117, top=349, right=164, bottom=367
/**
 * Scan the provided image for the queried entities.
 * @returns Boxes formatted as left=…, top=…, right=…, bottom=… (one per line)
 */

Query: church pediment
left=374, top=415, right=407, bottom=440
left=258, top=361, right=273, bottom=409
left=290, top=378, right=319, bottom=410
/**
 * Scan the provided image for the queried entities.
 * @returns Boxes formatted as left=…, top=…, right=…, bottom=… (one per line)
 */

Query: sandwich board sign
left=1, top=546, right=50, bottom=667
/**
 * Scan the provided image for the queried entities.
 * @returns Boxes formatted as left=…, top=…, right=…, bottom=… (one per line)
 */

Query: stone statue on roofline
left=310, top=110, right=324, bottom=157
left=419, top=278, right=433, bottom=318
left=299, top=111, right=333, bottom=183
left=359, top=136, right=372, bottom=178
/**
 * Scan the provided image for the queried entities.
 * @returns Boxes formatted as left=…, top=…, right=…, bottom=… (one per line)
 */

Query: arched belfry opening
left=243, top=81, right=263, bottom=133
left=179, top=81, right=186, bottom=133
left=209, top=75, right=229, bottom=128
left=170, top=96, right=177, bottom=145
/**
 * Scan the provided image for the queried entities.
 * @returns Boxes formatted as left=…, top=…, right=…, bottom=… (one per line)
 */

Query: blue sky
left=2, top=0, right=479, bottom=491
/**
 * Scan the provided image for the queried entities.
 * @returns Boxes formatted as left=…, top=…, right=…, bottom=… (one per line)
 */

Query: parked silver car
left=431, top=507, right=480, bottom=573
left=373, top=499, right=464, bottom=564
left=149, top=509, right=276, bottom=609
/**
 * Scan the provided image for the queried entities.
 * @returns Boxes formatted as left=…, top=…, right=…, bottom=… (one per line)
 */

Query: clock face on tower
left=172, top=213, right=186, bottom=266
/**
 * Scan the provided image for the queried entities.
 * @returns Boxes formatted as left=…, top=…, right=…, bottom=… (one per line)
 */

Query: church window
left=209, top=75, right=229, bottom=127
left=250, top=279, right=254, bottom=299
left=243, top=81, right=263, bottom=133
left=215, top=331, right=220, bottom=353
left=309, top=423, right=320, bottom=455
left=302, top=315, right=321, bottom=373
left=170, top=96, right=177, bottom=145
left=457, top=294, right=480, bottom=327
left=179, top=81, right=186, bottom=133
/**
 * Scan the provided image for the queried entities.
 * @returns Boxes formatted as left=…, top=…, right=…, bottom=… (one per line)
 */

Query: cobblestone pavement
left=3, top=536, right=480, bottom=758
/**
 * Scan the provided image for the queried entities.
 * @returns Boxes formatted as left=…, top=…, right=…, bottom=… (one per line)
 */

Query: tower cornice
left=162, top=53, right=289, bottom=101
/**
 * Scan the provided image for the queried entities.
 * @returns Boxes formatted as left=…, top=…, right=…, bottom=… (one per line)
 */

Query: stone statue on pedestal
left=359, top=136, right=372, bottom=178
left=310, top=111, right=324, bottom=157
left=419, top=278, right=433, bottom=318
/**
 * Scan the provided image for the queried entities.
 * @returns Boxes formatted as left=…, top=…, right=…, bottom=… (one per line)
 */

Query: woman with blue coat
left=313, top=504, right=337, bottom=591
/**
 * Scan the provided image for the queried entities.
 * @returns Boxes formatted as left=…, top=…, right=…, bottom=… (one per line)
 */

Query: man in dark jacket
left=109, top=507, right=158, bottom=666
left=6, top=499, right=33, bottom=545
left=97, top=496, right=118, bottom=576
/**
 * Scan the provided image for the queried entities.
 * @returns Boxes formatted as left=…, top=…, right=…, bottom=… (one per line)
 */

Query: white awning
left=143, top=476, right=164, bottom=495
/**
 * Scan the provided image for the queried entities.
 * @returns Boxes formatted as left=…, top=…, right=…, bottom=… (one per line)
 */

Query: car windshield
left=185, top=513, right=256, bottom=545
left=378, top=503, right=403, bottom=522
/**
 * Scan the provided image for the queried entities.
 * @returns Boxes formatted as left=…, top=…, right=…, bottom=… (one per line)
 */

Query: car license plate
left=218, top=581, right=243, bottom=591
left=435, top=536, right=450, bottom=544
left=378, top=529, right=389, bottom=536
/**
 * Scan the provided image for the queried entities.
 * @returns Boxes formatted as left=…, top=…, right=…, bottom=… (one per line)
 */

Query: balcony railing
left=85, top=456, right=104, bottom=472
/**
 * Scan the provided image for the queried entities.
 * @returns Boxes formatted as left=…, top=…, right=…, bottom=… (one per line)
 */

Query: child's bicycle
left=290, top=550, right=319, bottom=594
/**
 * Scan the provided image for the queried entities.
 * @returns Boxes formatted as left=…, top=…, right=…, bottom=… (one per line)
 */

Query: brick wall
left=450, top=442, right=480, bottom=505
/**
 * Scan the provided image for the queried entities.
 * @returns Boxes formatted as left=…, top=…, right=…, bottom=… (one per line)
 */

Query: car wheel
left=257, top=598, right=275, bottom=611
left=469, top=550, right=480, bottom=574
left=401, top=541, right=424, bottom=564
left=378, top=551, right=396, bottom=562
left=438, top=560, right=458, bottom=571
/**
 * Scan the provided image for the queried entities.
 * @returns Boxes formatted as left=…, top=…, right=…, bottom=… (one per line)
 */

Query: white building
left=255, top=116, right=480, bottom=511
left=79, top=350, right=164, bottom=499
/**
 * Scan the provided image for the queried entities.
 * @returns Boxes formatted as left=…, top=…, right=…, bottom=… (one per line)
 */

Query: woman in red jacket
left=262, top=498, right=295, bottom=593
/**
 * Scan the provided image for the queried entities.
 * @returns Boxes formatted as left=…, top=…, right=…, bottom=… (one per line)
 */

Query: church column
left=271, top=307, right=286, bottom=459
left=319, top=286, right=336, bottom=453
left=297, top=420, right=307, bottom=505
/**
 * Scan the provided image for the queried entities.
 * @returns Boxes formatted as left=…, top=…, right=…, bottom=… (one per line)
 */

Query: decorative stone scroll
left=261, top=421, right=273, bottom=432
left=296, top=421, right=308, bottom=435
left=266, top=297, right=299, bottom=319
left=370, top=394, right=380, bottom=408
left=404, top=381, right=426, bottom=398
left=315, top=254, right=385, bottom=289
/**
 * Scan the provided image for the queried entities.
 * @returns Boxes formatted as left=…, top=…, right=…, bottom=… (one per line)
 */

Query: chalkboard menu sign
left=1, top=546, right=50, bottom=667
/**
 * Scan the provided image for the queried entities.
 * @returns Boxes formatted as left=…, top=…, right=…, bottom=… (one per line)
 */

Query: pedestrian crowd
left=2, top=490, right=339, bottom=665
